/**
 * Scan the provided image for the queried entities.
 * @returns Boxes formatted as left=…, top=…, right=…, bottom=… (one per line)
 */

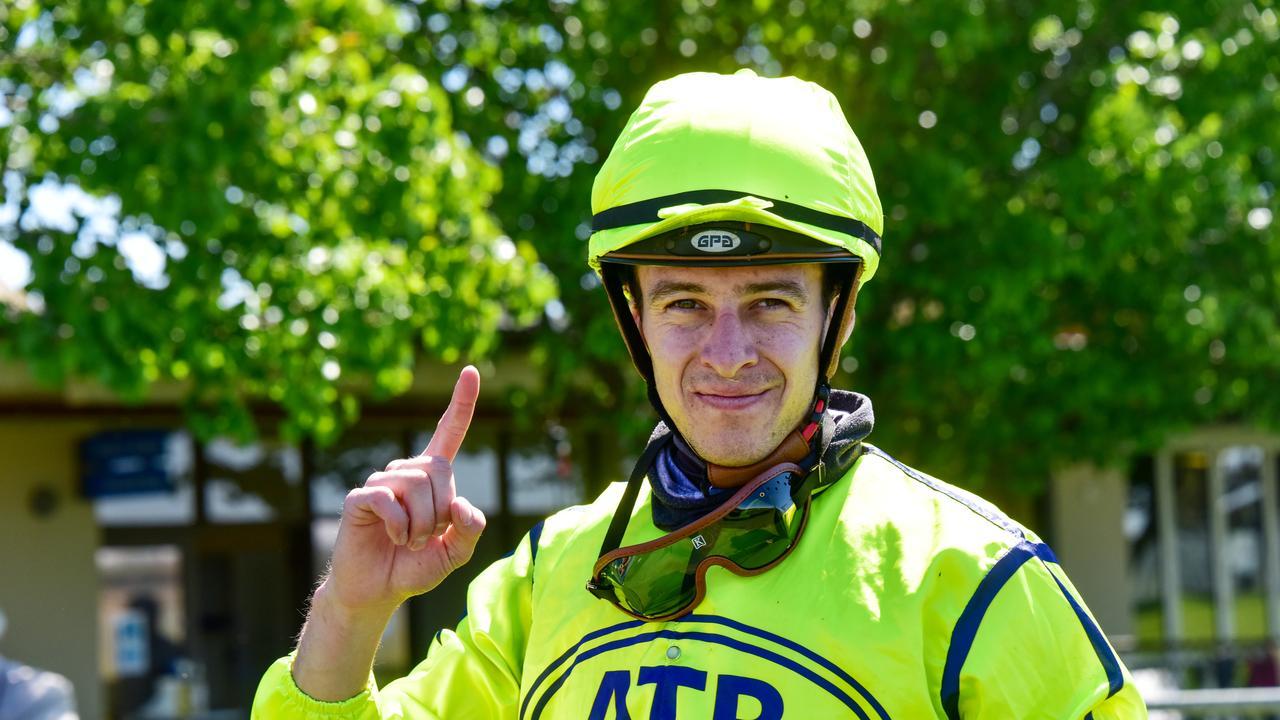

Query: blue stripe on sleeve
left=1044, top=564, right=1125, bottom=697
left=529, top=520, right=545, bottom=563
left=940, top=541, right=1040, bottom=720
left=941, top=541, right=1123, bottom=719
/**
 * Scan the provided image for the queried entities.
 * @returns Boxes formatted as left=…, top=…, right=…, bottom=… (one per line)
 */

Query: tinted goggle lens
left=589, top=468, right=811, bottom=621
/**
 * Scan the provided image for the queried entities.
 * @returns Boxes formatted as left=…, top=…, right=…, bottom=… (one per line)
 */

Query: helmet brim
left=588, top=197, right=881, bottom=281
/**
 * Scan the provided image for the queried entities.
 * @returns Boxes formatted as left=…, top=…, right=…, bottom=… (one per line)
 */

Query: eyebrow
left=645, top=279, right=810, bottom=306
left=740, top=281, right=810, bottom=304
left=647, top=281, right=705, bottom=306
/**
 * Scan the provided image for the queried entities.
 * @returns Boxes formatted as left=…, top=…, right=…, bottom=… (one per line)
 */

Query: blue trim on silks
left=940, top=541, right=1122, bottom=718
left=529, top=520, right=545, bottom=563
left=519, top=620, right=646, bottom=720
left=682, top=615, right=891, bottom=720
left=1045, top=565, right=1126, bottom=697
left=940, top=541, right=1048, bottom=720
left=528, top=629, right=874, bottom=720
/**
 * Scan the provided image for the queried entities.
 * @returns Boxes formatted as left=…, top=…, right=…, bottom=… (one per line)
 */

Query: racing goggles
left=586, top=441, right=818, bottom=622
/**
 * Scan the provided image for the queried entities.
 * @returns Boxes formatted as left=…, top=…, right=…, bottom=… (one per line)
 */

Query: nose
left=700, top=309, right=758, bottom=378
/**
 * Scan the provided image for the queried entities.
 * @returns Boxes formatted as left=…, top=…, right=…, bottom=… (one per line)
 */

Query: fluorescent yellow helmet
left=588, top=69, right=883, bottom=282
left=589, top=70, right=885, bottom=386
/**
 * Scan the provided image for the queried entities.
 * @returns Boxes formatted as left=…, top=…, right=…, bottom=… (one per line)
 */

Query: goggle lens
left=590, top=470, right=812, bottom=621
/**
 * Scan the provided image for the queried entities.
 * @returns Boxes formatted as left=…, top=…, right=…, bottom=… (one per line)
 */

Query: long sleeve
left=944, top=541, right=1147, bottom=719
left=251, top=528, right=538, bottom=719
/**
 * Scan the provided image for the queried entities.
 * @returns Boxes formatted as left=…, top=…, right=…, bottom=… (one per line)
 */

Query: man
left=254, top=70, right=1147, bottom=718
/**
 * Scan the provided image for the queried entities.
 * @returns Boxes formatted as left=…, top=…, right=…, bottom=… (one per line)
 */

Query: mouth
left=691, top=388, right=773, bottom=411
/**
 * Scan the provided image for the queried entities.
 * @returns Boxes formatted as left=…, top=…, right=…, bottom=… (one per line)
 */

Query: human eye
left=666, top=298, right=703, bottom=311
left=753, top=297, right=793, bottom=311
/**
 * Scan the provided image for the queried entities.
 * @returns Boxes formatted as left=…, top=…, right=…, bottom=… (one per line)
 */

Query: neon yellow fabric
left=588, top=70, right=884, bottom=281
left=956, top=558, right=1147, bottom=719
left=253, top=447, right=1147, bottom=719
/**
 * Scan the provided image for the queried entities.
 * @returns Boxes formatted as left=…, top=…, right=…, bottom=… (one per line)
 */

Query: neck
left=704, top=429, right=813, bottom=488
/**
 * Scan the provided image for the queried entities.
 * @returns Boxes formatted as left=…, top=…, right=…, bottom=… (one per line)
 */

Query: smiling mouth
left=692, top=389, right=773, bottom=410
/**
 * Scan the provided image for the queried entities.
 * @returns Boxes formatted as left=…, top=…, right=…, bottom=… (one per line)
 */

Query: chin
left=674, top=404, right=793, bottom=466
left=685, top=431, right=779, bottom=467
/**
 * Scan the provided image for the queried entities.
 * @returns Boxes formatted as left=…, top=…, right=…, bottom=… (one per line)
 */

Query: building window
left=1127, top=455, right=1162, bottom=645
left=1131, top=433, right=1280, bottom=656
left=91, top=431, right=196, bottom=526
left=203, top=439, right=304, bottom=524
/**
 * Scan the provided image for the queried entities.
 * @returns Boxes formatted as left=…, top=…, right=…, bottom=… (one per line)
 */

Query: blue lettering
left=712, top=675, right=784, bottom=720
left=588, top=670, right=632, bottom=720
left=586, top=667, right=781, bottom=720
left=638, top=665, right=708, bottom=720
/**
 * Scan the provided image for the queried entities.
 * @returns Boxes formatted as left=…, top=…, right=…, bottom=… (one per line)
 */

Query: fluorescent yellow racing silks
left=253, top=70, right=1148, bottom=718
left=253, top=411, right=1146, bottom=718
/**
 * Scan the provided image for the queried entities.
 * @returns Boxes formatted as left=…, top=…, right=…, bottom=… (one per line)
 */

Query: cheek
left=754, top=322, right=822, bottom=369
left=646, top=325, right=700, bottom=379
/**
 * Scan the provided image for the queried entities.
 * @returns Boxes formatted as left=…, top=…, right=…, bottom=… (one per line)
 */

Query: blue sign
left=81, top=430, right=175, bottom=497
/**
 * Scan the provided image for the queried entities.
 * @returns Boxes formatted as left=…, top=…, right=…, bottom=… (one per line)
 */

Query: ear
left=626, top=267, right=650, bottom=347
left=839, top=306, right=856, bottom=346
left=821, top=289, right=858, bottom=349
left=627, top=291, right=648, bottom=349
left=630, top=301, right=644, bottom=342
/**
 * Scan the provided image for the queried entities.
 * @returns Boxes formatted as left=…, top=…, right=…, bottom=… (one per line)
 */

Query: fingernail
left=408, top=538, right=425, bottom=551
left=464, top=507, right=477, bottom=527
left=398, top=532, right=409, bottom=546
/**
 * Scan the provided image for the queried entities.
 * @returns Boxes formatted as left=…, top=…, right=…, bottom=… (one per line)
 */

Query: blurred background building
left=0, top=357, right=608, bottom=718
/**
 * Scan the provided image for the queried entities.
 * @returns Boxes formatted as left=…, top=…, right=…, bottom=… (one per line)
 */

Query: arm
left=251, top=367, right=498, bottom=718
left=251, top=526, right=537, bottom=719
left=947, top=541, right=1148, bottom=719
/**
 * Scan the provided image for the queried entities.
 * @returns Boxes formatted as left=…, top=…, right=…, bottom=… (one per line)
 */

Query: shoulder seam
left=863, top=444, right=1025, bottom=541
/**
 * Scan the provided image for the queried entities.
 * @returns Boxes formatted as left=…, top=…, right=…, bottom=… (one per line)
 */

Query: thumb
left=440, top=496, right=486, bottom=570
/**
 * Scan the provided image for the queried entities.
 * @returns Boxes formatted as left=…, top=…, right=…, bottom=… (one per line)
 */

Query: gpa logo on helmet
left=690, top=230, right=742, bottom=253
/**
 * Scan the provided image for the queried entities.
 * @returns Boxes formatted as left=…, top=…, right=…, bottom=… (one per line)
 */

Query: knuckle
left=342, top=489, right=362, bottom=510
left=395, top=468, right=430, bottom=483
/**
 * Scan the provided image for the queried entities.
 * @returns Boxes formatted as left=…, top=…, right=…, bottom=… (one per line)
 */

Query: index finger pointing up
left=423, top=365, right=481, bottom=462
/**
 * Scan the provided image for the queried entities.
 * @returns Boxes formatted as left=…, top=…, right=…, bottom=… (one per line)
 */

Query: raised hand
left=325, top=365, right=488, bottom=614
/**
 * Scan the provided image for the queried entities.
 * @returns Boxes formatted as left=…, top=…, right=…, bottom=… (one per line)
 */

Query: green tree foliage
left=3, top=0, right=1277, bottom=487
left=0, top=0, right=556, bottom=442
left=416, top=0, right=1280, bottom=488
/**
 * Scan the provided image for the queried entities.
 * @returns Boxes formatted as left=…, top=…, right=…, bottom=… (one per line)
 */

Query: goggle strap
left=593, top=435, right=670, bottom=564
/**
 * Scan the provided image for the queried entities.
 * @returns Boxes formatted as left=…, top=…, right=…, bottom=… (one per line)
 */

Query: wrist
left=311, top=579, right=400, bottom=631
left=292, top=582, right=400, bottom=702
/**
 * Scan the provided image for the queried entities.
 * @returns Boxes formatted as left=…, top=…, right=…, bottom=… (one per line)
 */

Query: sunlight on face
left=632, top=264, right=828, bottom=467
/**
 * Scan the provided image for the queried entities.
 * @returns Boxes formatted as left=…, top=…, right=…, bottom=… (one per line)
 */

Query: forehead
left=635, top=264, right=822, bottom=294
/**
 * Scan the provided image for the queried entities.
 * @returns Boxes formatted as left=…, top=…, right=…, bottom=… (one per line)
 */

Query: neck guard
left=648, top=389, right=874, bottom=530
